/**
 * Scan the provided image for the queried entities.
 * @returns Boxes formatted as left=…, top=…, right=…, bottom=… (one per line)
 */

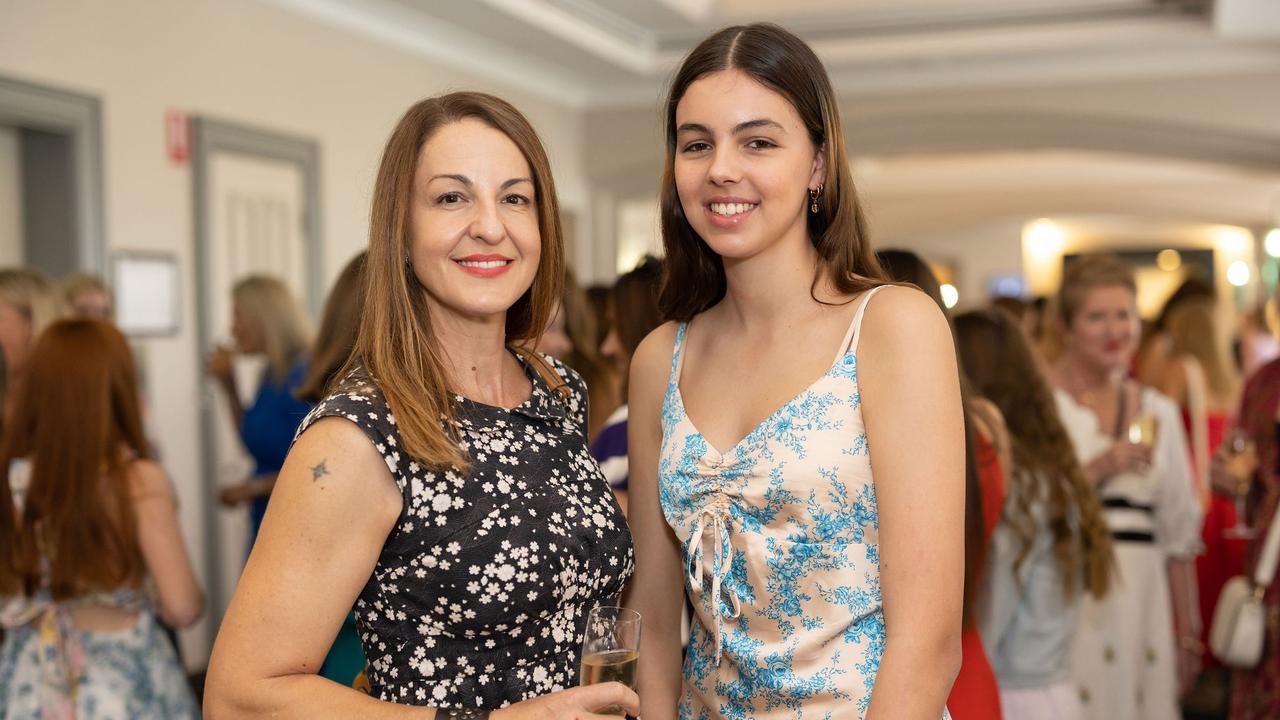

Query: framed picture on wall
left=111, top=250, right=180, bottom=336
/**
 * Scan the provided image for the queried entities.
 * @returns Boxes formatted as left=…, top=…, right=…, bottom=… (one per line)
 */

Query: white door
left=191, top=149, right=311, bottom=660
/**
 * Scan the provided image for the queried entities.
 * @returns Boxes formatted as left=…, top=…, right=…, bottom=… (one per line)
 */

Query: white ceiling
left=263, top=0, right=1280, bottom=107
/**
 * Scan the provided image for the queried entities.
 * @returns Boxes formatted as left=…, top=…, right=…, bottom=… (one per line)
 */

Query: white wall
left=0, top=0, right=591, bottom=669
left=0, top=125, right=21, bottom=266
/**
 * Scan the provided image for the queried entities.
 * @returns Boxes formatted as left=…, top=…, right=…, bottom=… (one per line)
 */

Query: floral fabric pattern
left=295, top=354, right=634, bottom=709
left=658, top=287, right=948, bottom=719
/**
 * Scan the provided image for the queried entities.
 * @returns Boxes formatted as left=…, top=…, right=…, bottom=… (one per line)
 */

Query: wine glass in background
left=579, top=606, right=641, bottom=716
left=1127, top=412, right=1159, bottom=449
left=1223, top=426, right=1258, bottom=539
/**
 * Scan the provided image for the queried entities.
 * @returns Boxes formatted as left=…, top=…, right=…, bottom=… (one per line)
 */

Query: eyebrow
left=675, top=118, right=786, bottom=135
left=428, top=174, right=533, bottom=190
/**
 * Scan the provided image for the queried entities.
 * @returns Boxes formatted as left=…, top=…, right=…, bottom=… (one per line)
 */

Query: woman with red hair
left=0, top=319, right=204, bottom=718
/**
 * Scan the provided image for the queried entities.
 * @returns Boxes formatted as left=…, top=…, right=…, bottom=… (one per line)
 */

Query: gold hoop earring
left=809, top=184, right=823, bottom=214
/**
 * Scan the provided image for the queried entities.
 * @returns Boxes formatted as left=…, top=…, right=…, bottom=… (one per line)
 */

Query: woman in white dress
left=1049, top=254, right=1203, bottom=719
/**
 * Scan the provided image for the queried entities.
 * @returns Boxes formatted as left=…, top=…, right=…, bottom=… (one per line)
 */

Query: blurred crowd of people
left=0, top=22, right=1278, bottom=720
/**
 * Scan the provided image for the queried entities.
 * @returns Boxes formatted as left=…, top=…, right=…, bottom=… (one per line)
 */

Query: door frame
left=191, top=117, right=322, bottom=641
left=0, top=74, right=105, bottom=273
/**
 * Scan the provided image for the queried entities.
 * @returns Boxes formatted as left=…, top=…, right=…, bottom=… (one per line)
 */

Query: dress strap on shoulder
left=836, top=285, right=890, bottom=362
left=670, top=322, right=690, bottom=386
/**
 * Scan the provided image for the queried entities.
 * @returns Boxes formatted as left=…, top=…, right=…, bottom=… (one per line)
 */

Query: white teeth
left=710, top=202, right=757, bottom=217
left=458, top=260, right=509, bottom=268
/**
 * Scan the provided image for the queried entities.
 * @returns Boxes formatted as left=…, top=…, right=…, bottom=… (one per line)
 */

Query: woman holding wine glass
left=204, top=92, right=636, bottom=719
left=1049, top=254, right=1203, bottom=720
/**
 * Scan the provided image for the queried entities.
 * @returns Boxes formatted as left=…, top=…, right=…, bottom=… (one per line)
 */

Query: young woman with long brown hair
left=204, top=92, right=636, bottom=719
left=626, top=24, right=964, bottom=720
left=955, top=308, right=1115, bottom=719
left=0, top=319, right=204, bottom=717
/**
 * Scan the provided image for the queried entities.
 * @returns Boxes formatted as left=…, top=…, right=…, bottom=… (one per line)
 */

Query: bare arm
left=203, top=417, right=434, bottom=719
left=623, top=324, right=686, bottom=720
left=858, top=287, right=965, bottom=720
left=130, top=460, right=204, bottom=628
left=204, top=417, right=639, bottom=720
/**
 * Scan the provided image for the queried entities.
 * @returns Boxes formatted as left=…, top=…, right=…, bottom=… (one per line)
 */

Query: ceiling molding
left=260, top=0, right=594, bottom=107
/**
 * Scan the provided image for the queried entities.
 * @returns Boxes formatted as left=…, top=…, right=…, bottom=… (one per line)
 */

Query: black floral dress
left=296, top=354, right=634, bottom=709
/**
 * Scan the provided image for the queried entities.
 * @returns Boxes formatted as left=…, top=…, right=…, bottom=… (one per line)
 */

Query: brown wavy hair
left=956, top=309, right=1114, bottom=598
left=298, top=252, right=367, bottom=404
left=0, top=320, right=149, bottom=597
left=659, top=23, right=885, bottom=320
left=342, top=92, right=564, bottom=469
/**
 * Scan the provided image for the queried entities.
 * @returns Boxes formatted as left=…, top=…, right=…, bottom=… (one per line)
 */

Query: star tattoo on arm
left=310, top=459, right=330, bottom=482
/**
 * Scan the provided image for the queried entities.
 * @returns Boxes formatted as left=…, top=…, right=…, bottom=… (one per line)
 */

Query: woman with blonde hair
left=206, top=274, right=313, bottom=544
left=61, top=272, right=113, bottom=320
left=0, top=268, right=66, bottom=387
left=0, top=320, right=204, bottom=717
left=1050, top=254, right=1202, bottom=719
left=205, top=92, right=636, bottom=718
left=956, top=308, right=1115, bottom=719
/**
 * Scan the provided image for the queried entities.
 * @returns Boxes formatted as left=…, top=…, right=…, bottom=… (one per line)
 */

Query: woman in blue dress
left=207, top=275, right=313, bottom=545
left=626, top=23, right=965, bottom=720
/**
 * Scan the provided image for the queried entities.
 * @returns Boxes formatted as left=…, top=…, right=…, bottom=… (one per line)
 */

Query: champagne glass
left=579, top=606, right=641, bottom=716
left=1127, top=413, right=1159, bottom=448
left=1223, top=427, right=1258, bottom=539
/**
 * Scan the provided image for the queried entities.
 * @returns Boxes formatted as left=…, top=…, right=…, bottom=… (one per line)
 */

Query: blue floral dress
left=658, top=287, right=948, bottom=719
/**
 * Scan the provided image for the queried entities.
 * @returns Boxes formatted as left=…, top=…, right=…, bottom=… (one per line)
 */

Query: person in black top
left=204, top=92, right=636, bottom=719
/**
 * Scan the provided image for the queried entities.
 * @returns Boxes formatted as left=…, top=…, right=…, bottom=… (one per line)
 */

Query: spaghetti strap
left=670, top=322, right=690, bottom=388
left=834, top=285, right=889, bottom=363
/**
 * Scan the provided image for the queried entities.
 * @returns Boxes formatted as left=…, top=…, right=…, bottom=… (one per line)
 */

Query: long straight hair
left=956, top=309, right=1114, bottom=599
left=344, top=92, right=564, bottom=469
left=659, top=23, right=885, bottom=320
left=0, top=320, right=150, bottom=597
left=297, top=252, right=367, bottom=404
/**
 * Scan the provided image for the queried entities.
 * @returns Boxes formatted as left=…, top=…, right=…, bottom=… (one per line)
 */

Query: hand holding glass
left=579, top=606, right=641, bottom=716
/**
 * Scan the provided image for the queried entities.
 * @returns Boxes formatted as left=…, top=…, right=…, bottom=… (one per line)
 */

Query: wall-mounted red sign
left=166, top=110, right=189, bottom=164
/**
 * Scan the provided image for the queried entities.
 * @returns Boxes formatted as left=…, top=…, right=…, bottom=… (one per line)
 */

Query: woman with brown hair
left=626, top=24, right=964, bottom=720
left=589, top=255, right=664, bottom=508
left=533, top=269, right=620, bottom=440
left=1050, top=255, right=1202, bottom=719
left=0, top=319, right=204, bottom=717
left=204, top=92, right=636, bottom=719
left=956, top=308, right=1115, bottom=719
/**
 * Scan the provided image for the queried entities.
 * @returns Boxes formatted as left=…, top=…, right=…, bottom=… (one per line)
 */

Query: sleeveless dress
left=294, top=355, right=633, bottom=709
left=0, top=462, right=198, bottom=720
left=658, top=287, right=949, bottom=719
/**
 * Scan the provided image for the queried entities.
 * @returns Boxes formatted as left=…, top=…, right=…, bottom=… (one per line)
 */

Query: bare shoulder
left=858, top=285, right=953, bottom=356
left=630, top=321, right=682, bottom=405
left=286, top=416, right=402, bottom=519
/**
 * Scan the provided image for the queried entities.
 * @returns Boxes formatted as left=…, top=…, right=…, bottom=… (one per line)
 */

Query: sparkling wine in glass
left=1127, top=413, right=1159, bottom=448
left=579, top=606, right=641, bottom=716
left=1224, top=427, right=1258, bottom=539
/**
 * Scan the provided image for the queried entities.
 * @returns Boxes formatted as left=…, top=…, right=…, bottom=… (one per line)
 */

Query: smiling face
left=409, top=118, right=541, bottom=326
left=673, top=69, right=825, bottom=261
left=1064, top=284, right=1141, bottom=373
